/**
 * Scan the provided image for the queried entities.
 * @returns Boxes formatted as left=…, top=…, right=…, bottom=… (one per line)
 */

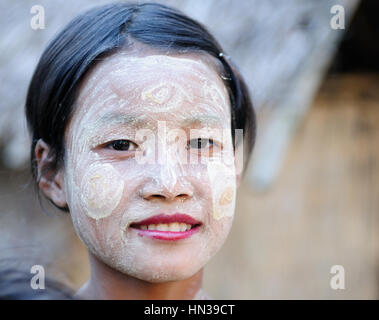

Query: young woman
left=25, top=2, right=256, bottom=299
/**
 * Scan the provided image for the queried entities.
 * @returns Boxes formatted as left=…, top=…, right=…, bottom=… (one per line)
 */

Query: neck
left=75, top=253, right=204, bottom=300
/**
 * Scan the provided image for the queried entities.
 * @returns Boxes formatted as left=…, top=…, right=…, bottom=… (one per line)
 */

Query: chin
left=113, top=259, right=203, bottom=283
left=136, top=269, right=200, bottom=283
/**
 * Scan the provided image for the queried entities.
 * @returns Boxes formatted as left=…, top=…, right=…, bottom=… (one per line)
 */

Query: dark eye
left=108, top=140, right=137, bottom=151
left=188, top=138, right=214, bottom=149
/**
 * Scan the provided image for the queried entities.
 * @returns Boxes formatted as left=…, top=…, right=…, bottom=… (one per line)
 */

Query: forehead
left=71, top=53, right=231, bottom=130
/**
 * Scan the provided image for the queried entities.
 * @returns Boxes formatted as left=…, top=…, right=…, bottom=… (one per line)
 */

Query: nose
left=140, top=144, right=195, bottom=201
left=139, top=174, right=194, bottom=202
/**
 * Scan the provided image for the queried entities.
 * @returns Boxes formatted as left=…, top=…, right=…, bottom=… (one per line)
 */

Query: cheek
left=65, top=161, right=127, bottom=258
left=78, top=163, right=124, bottom=220
left=206, top=161, right=236, bottom=220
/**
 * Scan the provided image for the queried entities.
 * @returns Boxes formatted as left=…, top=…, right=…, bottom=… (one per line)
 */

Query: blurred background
left=0, top=0, right=378, bottom=299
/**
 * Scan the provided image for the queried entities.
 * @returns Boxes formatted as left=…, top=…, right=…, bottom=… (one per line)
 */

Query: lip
left=131, top=213, right=201, bottom=226
left=129, top=213, right=202, bottom=241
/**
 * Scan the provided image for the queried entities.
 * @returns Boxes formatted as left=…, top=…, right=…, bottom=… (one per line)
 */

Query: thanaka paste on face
left=206, top=161, right=236, bottom=220
left=63, top=52, right=237, bottom=282
left=79, top=163, right=124, bottom=220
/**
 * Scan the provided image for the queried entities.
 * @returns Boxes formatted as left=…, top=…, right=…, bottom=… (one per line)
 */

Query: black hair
left=25, top=2, right=256, bottom=212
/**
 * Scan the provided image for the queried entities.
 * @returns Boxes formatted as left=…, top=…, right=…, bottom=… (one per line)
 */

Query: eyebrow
left=93, top=113, right=225, bottom=129
left=95, top=113, right=149, bottom=128
left=181, top=115, right=225, bottom=127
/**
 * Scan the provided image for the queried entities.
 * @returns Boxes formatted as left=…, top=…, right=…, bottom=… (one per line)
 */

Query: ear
left=234, top=144, right=244, bottom=188
left=35, top=139, right=67, bottom=208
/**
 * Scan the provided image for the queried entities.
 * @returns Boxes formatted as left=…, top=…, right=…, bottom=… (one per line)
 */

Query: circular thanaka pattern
left=79, top=163, right=124, bottom=220
left=207, top=161, right=236, bottom=220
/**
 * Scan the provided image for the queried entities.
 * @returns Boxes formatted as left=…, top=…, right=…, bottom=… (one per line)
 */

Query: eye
left=188, top=138, right=215, bottom=149
left=107, top=140, right=138, bottom=151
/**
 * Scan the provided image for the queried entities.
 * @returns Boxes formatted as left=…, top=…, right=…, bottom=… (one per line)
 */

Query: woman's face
left=62, top=52, right=238, bottom=282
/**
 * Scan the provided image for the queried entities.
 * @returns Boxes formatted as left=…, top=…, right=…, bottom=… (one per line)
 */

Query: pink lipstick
left=130, top=213, right=201, bottom=241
